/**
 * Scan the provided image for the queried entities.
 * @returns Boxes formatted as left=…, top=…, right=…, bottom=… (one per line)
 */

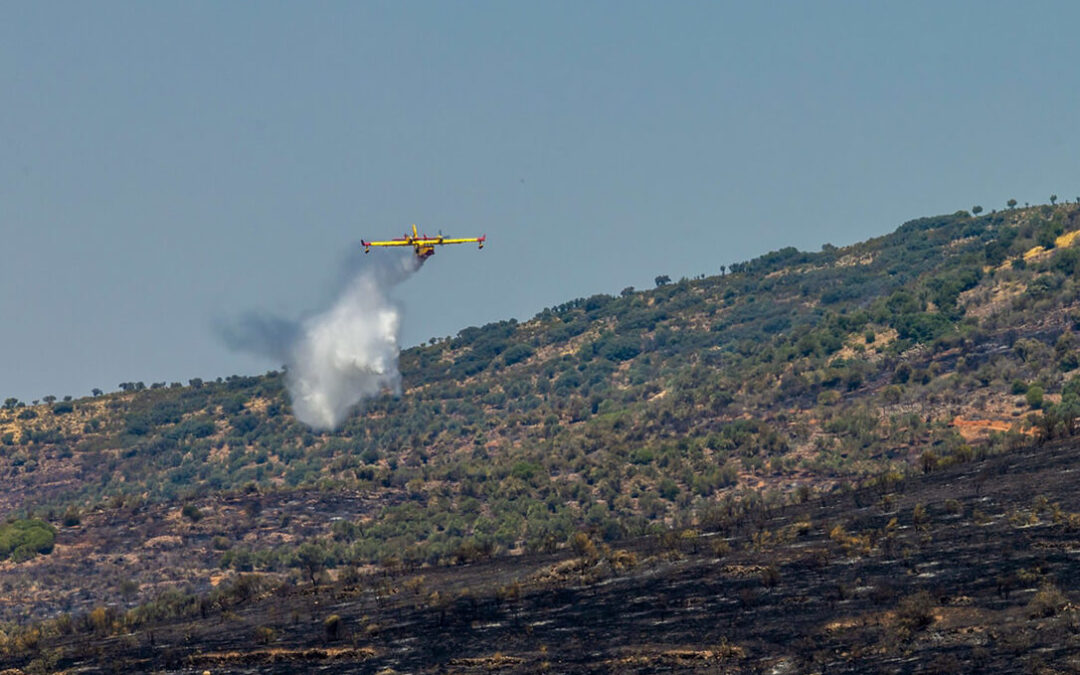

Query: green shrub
left=1026, top=385, right=1045, bottom=410
left=181, top=504, right=203, bottom=522
left=501, top=343, right=534, bottom=366
left=0, top=519, right=56, bottom=561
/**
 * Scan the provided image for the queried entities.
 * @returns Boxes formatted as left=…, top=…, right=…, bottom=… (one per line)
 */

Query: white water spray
left=220, top=252, right=421, bottom=430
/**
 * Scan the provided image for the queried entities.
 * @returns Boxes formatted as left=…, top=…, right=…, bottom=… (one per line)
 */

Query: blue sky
left=2, top=2, right=1079, bottom=401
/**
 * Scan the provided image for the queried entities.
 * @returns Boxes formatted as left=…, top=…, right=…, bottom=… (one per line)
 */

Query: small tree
left=972, top=205, right=983, bottom=215
left=1050, top=194, right=1058, bottom=205
left=912, top=503, right=930, bottom=531
left=1026, top=385, right=1045, bottom=410
left=569, top=531, right=598, bottom=558
left=89, top=606, right=112, bottom=634
left=1007, top=198, right=1018, bottom=209
left=654, top=275, right=671, bottom=287
left=919, top=450, right=938, bottom=474
left=296, top=541, right=328, bottom=587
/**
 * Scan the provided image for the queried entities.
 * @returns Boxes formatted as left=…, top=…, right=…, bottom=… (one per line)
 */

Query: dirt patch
left=950, top=416, right=1032, bottom=442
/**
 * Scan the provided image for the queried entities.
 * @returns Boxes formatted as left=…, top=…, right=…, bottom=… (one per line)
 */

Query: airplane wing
left=433, top=236, right=485, bottom=246
left=362, top=239, right=414, bottom=247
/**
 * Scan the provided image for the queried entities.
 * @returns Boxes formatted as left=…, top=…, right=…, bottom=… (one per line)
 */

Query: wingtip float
left=362, top=224, right=486, bottom=259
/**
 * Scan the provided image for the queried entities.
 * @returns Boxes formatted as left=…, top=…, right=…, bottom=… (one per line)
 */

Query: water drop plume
left=219, top=251, right=421, bottom=430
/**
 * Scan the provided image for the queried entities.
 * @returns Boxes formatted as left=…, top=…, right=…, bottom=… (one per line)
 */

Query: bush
left=893, top=312, right=952, bottom=343
left=658, top=478, right=679, bottom=501
left=1026, top=385, right=1045, bottom=410
left=125, top=414, right=151, bottom=436
left=599, top=336, right=641, bottom=362
left=501, top=343, right=535, bottom=366
left=254, top=625, right=276, bottom=644
left=569, top=532, right=597, bottom=558
left=0, top=519, right=57, bottom=561
left=895, top=591, right=935, bottom=632
left=62, top=506, right=81, bottom=527
left=1027, top=584, right=1067, bottom=618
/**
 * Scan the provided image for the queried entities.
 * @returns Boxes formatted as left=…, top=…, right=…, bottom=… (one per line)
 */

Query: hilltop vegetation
left=3, top=202, right=1080, bottom=671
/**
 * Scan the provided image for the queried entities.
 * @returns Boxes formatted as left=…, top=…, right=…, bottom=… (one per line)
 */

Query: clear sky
left=2, top=1, right=1079, bottom=402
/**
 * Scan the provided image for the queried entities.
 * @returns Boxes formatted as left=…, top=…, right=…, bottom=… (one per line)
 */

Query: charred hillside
left=10, top=428, right=1080, bottom=674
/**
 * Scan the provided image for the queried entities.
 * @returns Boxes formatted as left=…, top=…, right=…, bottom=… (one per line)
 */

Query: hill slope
left=16, top=435, right=1080, bottom=673
left=3, top=203, right=1080, bottom=671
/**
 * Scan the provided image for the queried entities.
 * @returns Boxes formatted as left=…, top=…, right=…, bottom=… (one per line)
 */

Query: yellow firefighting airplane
left=361, top=224, right=486, bottom=259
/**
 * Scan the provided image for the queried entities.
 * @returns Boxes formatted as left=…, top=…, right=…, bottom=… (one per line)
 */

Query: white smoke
left=219, top=251, right=421, bottom=430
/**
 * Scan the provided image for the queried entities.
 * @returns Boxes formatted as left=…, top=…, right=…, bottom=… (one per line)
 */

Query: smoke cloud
left=219, top=251, right=421, bottom=430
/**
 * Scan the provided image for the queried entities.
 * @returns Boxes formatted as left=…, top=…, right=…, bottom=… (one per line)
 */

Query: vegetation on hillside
left=6, top=431, right=1080, bottom=673
left=1, top=202, right=1079, bottom=628
left=0, top=519, right=55, bottom=563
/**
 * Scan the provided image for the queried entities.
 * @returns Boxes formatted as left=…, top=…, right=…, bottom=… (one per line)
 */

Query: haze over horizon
left=3, top=1, right=1080, bottom=402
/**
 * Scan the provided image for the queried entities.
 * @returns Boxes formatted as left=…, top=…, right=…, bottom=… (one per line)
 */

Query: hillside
left=3, top=202, right=1080, bottom=672
left=15, top=435, right=1080, bottom=673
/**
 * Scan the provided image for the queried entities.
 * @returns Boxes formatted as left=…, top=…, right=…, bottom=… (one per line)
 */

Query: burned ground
left=7, top=436, right=1080, bottom=674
